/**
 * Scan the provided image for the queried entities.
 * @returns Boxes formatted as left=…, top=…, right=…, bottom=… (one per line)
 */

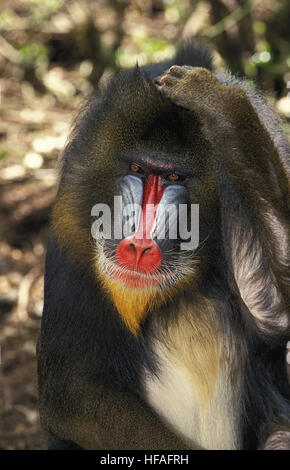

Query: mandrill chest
left=142, top=300, right=242, bottom=450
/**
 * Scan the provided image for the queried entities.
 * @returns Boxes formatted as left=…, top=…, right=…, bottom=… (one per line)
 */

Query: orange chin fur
left=95, top=248, right=196, bottom=335
left=98, top=271, right=163, bottom=335
left=97, top=267, right=195, bottom=335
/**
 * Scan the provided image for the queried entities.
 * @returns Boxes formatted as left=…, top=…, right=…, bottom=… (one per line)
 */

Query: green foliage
left=17, top=43, right=48, bottom=67
left=0, top=149, right=8, bottom=159
left=23, top=0, right=64, bottom=10
left=23, top=0, right=64, bottom=26
left=116, top=35, right=176, bottom=68
left=0, top=9, right=16, bottom=28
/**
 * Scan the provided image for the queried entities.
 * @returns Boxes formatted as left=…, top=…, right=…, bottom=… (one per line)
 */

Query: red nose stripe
left=135, top=174, right=164, bottom=241
left=116, top=175, right=164, bottom=274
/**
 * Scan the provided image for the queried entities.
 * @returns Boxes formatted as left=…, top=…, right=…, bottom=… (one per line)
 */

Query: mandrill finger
left=168, top=65, right=193, bottom=77
left=262, top=431, right=290, bottom=450
left=154, top=66, right=184, bottom=88
left=156, top=74, right=180, bottom=92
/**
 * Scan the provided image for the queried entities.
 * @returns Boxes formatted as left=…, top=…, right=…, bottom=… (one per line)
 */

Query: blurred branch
left=203, top=0, right=262, bottom=39
left=0, top=33, right=21, bottom=64
left=17, top=266, right=41, bottom=321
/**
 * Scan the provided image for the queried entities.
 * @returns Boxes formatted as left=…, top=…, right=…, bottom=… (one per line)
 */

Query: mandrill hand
left=262, top=430, right=290, bottom=450
left=155, top=65, right=254, bottom=128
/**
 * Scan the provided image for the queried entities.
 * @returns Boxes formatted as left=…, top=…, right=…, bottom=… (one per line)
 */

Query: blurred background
left=0, top=0, right=289, bottom=450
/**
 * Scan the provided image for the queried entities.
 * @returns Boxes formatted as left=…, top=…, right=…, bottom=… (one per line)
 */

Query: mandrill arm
left=158, top=66, right=289, bottom=336
left=38, top=369, right=193, bottom=450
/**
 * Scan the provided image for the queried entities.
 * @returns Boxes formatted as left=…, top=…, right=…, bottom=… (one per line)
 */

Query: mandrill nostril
left=116, top=237, right=162, bottom=274
left=129, top=242, right=151, bottom=255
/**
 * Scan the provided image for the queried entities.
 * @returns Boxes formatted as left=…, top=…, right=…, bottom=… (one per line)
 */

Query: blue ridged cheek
left=114, top=175, right=143, bottom=239
left=114, top=177, right=189, bottom=243
left=152, top=185, right=188, bottom=243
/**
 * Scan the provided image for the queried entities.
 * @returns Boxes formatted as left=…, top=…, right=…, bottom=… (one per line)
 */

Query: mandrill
left=37, top=43, right=290, bottom=450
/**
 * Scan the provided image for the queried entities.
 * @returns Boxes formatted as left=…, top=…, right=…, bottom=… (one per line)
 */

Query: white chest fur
left=142, top=300, right=242, bottom=450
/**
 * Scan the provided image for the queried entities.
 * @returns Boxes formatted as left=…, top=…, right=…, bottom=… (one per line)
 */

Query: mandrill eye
left=167, top=173, right=179, bottom=182
left=130, top=163, right=142, bottom=173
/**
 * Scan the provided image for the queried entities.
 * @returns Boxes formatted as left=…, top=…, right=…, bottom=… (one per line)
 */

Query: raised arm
left=158, top=66, right=289, bottom=336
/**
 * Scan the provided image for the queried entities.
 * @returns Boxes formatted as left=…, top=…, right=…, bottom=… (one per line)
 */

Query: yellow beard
left=96, top=248, right=196, bottom=335
left=98, top=273, right=163, bottom=335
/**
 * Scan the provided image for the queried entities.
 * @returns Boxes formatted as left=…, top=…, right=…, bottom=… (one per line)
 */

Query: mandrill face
left=95, top=169, right=197, bottom=290
left=93, top=163, right=201, bottom=334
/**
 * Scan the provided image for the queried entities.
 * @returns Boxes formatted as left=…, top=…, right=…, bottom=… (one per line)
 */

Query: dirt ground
left=0, top=69, right=74, bottom=449
left=0, top=160, right=55, bottom=450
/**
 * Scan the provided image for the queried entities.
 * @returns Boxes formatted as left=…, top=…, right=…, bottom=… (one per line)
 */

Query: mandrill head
left=52, top=66, right=219, bottom=334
